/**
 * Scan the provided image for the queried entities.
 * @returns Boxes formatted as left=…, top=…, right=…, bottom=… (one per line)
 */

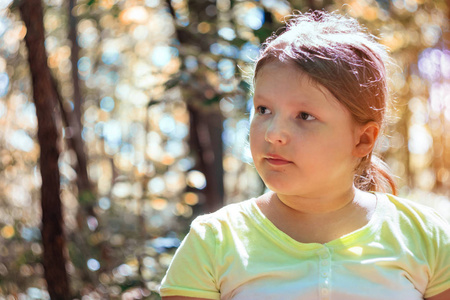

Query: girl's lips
left=265, top=154, right=292, bottom=165
left=265, top=158, right=292, bottom=165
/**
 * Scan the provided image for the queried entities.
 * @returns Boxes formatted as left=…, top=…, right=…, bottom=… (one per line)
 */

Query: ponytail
left=354, top=154, right=397, bottom=195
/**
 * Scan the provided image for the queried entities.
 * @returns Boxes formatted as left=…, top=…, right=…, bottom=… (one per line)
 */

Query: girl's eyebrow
left=253, top=93, right=318, bottom=111
left=252, top=93, right=267, bottom=101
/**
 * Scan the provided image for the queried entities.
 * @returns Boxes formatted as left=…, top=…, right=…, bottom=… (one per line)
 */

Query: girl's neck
left=275, top=187, right=357, bottom=217
left=255, top=188, right=377, bottom=244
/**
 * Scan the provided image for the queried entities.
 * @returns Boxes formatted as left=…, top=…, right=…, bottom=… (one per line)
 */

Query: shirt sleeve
left=424, top=210, right=450, bottom=298
left=159, top=216, right=220, bottom=299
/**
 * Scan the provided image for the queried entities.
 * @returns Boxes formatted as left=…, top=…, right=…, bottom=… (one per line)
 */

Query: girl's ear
left=353, top=122, right=380, bottom=157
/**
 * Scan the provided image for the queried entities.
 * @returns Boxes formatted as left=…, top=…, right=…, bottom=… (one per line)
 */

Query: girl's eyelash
left=298, top=112, right=316, bottom=121
left=256, top=106, right=316, bottom=121
left=256, top=106, right=270, bottom=114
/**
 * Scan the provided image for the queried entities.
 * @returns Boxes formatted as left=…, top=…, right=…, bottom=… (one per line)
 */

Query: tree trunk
left=166, top=0, right=225, bottom=212
left=188, top=104, right=225, bottom=212
left=67, top=0, right=96, bottom=213
left=19, top=0, right=71, bottom=299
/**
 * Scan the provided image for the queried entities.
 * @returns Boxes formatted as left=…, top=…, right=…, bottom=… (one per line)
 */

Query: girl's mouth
left=265, top=154, right=292, bottom=165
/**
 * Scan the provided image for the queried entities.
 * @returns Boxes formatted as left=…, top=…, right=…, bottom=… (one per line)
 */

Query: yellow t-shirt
left=160, top=193, right=450, bottom=299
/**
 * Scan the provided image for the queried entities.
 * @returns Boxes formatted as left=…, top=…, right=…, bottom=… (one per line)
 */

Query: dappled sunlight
left=0, top=0, right=449, bottom=298
left=348, top=246, right=364, bottom=256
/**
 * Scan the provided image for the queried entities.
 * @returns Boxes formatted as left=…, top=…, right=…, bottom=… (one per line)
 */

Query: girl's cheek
left=249, top=118, right=257, bottom=131
left=249, top=123, right=262, bottom=144
left=249, top=120, right=264, bottom=137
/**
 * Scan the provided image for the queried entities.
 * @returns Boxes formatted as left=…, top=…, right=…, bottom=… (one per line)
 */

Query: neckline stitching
left=244, top=192, right=385, bottom=250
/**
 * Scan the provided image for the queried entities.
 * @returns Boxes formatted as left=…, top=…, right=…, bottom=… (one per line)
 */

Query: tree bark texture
left=19, top=0, right=71, bottom=299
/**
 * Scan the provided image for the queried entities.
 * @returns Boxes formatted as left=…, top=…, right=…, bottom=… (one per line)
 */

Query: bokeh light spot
left=151, top=198, right=168, bottom=210
left=103, top=120, right=122, bottom=147
left=186, top=170, right=206, bottom=190
left=159, top=115, right=176, bottom=135
left=87, top=216, right=99, bottom=231
left=197, top=22, right=211, bottom=34
left=218, top=27, right=236, bottom=41
left=151, top=46, right=172, bottom=67
left=0, top=72, right=9, bottom=97
left=408, top=124, right=432, bottom=154
left=218, top=58, right=235, bottom=80
left=1, top=225, right=14, bottom=239
left=184, top=192, right=199, bottom=206
left=184, top=56, right=198, bottom=72
left=112, top=182, right=132, bottom=198
left=145, top=0, right=160, bottom=7
left=78, top=57, right=91, bottom=72
left=9, top=130, right=34, bottom=152
left=100, top=96, right=115, bottom=112
left=102, top=51, right=119, bottom=65
left=244, top=7, right=264, bottom=30
left=148, top=177, right=165, bottom=194
left=120, top=6, right=149, bottom=24
left=27, top=287, right=46, bottom=299
left=87, top=258, right=100, bottom=271
left=117, top=264, right=133, bottom=276
left=177, top=157, right=195, bottom=171
left=98, top=197, right=111, bottom=210
left=240, top=42, right=259, bottom=62
left=164, top=141, right=183, bottom=158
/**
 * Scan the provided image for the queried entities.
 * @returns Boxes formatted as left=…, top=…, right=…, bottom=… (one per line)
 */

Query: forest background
left=0, top=0, right=449, bottom=299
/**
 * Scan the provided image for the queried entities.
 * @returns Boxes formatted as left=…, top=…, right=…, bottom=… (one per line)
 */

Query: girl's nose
left=264, top=119, right=289, bottom=145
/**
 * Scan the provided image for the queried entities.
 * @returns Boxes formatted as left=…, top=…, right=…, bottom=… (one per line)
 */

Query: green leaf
left=253, top=27, right=273, bottom=42
left=79, top=190, right=95, bottom=206
left=232, top=38, right=248, bottom=48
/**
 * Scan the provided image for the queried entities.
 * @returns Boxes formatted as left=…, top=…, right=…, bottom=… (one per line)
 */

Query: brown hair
left=253, top=10, right=397, bottom=195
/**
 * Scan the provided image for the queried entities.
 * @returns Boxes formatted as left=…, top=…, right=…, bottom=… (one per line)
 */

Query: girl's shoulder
left=380, top=192, right=447, bottom=218
left=190, top=198, right=258, bottom=231
left=376, top=192, right=450, bottom=235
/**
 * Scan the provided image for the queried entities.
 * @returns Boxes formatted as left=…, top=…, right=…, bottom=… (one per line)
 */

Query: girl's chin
left=263, top=182, right=300, bottom=195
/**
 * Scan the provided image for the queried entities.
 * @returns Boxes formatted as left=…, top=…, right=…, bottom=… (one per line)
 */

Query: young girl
left=159, top=10, right=450, bottom=300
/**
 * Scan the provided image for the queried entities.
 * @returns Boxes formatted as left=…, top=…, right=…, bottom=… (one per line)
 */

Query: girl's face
left=250, top=61, right=362, bottom=198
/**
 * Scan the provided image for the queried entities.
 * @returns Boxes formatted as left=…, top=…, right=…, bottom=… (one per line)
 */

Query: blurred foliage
left=0, top=0, right=449, bottom=298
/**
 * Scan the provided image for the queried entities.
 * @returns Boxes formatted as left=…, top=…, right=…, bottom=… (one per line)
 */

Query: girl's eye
left=299, top=112, right=316, bottom=121
left=256, top=106, right=271, bottom=115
